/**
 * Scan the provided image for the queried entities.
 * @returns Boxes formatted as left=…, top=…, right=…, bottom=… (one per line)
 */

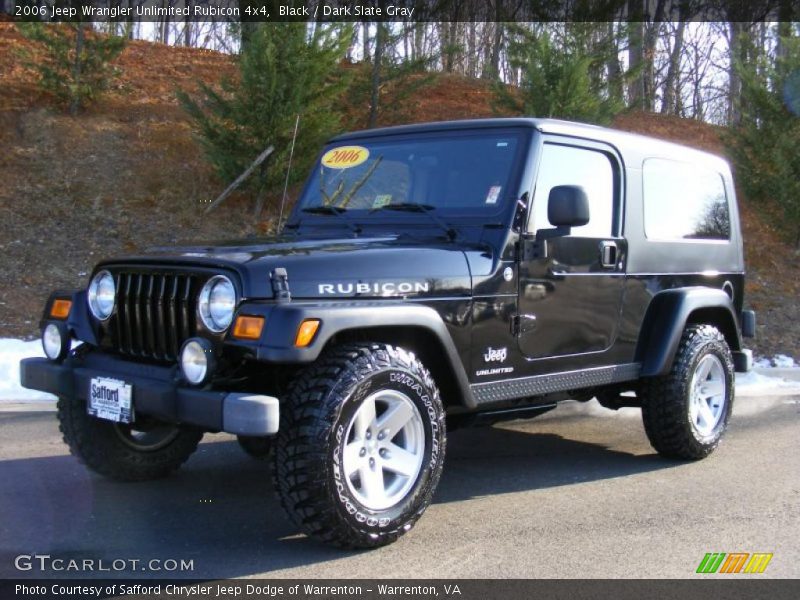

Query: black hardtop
left=330, top=117, right=730, bottom=173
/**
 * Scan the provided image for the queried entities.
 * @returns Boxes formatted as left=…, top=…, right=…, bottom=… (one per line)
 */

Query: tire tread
left=640, top=324, right=734, bottom=460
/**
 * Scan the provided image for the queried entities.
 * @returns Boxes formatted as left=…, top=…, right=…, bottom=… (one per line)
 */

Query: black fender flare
left=636, top=287, right=742, bottom=377
left=235, top=301, right=477, bottom=408
left=39, top=290, right=99, bottom=346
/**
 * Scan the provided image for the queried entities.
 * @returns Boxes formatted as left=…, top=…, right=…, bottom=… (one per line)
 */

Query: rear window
left=643, top=158, right=731, bottom=241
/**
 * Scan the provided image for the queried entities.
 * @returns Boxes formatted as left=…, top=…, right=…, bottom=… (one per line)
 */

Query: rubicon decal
left=318, top=281, right=430, bottom=296
left=696, top=552, right=773, bottom=574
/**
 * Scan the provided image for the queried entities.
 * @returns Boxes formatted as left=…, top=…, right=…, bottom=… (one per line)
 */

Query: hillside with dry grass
left=0, top=23, right=796, bottom=359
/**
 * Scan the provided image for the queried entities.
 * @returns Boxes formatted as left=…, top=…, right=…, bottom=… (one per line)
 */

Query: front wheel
left=57, top=395, right=203, bottom=481
left=273, top=343, right=446, bottom=548
left=639, top=324, right=734, bottom=460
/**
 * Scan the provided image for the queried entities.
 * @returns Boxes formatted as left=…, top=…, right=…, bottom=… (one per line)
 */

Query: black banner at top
left=3, top=0, right=799, bottom=23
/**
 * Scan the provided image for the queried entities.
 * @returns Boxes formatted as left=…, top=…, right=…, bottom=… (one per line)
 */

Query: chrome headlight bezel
left=87, top=270, right=115, bottom=321
left=198, top=275, right=237, bottom=333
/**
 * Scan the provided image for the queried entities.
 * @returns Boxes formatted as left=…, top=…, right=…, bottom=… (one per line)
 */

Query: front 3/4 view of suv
left=21, top=118, right=756, bottom=548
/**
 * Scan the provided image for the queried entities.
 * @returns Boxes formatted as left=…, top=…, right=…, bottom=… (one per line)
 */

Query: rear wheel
left=57, top=395, right=203, bottom=481
left=640, top=324, right=734, bottom=460
left=273, top=343, right=446, bottom=548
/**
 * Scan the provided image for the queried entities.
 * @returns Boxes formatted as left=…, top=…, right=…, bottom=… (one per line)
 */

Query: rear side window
left=643, top=158, right=730, bottom=241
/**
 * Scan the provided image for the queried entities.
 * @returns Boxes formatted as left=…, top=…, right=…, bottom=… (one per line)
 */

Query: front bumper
left=20, top=354, right=279, bottom=436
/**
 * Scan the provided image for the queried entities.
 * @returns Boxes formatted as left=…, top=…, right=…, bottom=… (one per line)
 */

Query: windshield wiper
left=302, top=205, right=346, bottom=215
left=298, top=206, right=362, bottom=235
left=372, top=203, right=458, bottom=241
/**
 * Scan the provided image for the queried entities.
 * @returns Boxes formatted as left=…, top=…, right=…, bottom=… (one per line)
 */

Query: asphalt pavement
left=0, top=392, right=797, bottom=579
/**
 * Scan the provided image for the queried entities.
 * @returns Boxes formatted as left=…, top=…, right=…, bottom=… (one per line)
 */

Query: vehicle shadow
left=0, top=412, right=680, bottom=579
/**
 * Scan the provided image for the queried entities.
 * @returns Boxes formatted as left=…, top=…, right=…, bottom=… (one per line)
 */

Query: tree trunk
left=362, top=23, right=371, bottom=62
left=487, top=22, right=504, bottom=80
left=627, top=0, right=645, bottom=109
left=606, top=22, right=624, bottom=105
left=661, top=20, right=686, bottom=114
left=482, top=1, right=505, bottom=81
left=414, top=23, right=424, bottom=62
left=159, top=0, right=170, bottom=45
left=467, top=22, right=477, bottom=78
left=369, top=22, right=384, bottom=128
left=642, top=0, right=667, bottom=111
left=70, top=24, right=85, bottom=117
left=728, top=21, right=748, bottom=126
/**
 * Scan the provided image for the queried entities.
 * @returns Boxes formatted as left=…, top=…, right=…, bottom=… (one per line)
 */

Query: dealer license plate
left=87, top=377, right=133, bottom=424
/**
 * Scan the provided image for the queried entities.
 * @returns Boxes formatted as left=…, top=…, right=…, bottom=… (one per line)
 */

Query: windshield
left=294, top=130, right=527, bottom=218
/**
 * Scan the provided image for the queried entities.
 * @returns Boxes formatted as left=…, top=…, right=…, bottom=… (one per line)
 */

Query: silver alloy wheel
left=342, top=389, right=426, bottom=511
left=113, top=423, right=181, bottom=452
left=689, top=354, right=727, bottom=437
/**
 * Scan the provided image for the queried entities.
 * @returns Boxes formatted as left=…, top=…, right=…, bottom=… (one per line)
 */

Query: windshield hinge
left=270, top=268, right=291, bottom=303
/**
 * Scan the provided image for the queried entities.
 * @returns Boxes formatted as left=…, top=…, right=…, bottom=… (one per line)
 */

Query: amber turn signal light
left=232, top=315, right=265, bottom=340
left=295, top=319, right=321, bottom=347
left=50, top=299, right=72, bottom=319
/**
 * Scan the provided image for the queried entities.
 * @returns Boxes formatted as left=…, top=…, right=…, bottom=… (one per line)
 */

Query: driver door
left=517, top=139, right=627, bottom=365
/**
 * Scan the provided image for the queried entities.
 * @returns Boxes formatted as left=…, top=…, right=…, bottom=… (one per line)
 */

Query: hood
left=98, top=233, right=492, bottom=300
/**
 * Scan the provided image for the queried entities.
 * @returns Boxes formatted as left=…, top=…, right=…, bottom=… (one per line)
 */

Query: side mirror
left=523, top=186, right=590, bottom=261
left=547, top=185, right=590, bottom=228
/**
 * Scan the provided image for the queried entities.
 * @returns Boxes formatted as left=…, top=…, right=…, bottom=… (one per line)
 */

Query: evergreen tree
left=17, top=23, right=126, bottom=115
left=495, top=25, right=626, bottom=124
left=178, top=23, right=352, bottom=214
left=726, top=34, right=800, bottom=246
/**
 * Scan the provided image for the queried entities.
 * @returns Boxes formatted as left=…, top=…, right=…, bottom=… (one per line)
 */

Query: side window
left=529, top=143, right=615, bottom=238
left=643, top=158, right=730, bottom=241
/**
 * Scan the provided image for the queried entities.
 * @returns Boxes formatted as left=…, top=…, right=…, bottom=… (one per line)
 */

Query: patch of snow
left=0, top=338, right=56, bottom=403
left=754, top=354, right=798, bottom=368
left=736, top=369, right=800, bottom=397
left=772, top=354, right=797, bottom=368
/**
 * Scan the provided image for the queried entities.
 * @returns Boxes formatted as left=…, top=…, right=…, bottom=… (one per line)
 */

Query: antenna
left=278, top=114, right=301, bottom=232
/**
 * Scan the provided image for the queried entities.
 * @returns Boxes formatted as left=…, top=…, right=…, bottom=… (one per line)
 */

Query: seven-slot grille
left=110, top=271, right=201, bottom=361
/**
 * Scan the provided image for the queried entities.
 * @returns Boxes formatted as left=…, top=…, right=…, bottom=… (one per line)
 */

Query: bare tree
left=661, top=20, right=686, bottom=114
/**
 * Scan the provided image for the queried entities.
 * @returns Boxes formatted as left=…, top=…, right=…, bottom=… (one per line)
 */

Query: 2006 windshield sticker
left=321, top=146, right=370, bottom=169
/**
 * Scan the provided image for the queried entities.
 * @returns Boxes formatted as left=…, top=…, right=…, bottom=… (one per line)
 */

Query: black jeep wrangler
left=22, top=118, right=756, bottom=548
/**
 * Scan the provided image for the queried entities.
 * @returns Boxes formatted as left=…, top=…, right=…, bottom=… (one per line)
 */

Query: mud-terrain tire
left=273, top=343, right=446, bottom=548
left=57, top=395, right=203, bottom=481
left=640, top=324, right=734, bottom=460
left=237, top=435, right=273, bottom=460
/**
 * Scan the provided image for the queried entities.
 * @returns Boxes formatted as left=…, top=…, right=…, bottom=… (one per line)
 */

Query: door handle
left=599, top=241, right=618, bottom=268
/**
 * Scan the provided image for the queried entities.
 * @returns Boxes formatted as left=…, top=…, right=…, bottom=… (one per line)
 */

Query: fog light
left=179, top=338, right=216, bottom=386
left=42, top=323, right=69, bottom=361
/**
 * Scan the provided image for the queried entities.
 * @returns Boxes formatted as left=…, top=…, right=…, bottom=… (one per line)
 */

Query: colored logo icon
left=696, top=552, right=773, bottom=574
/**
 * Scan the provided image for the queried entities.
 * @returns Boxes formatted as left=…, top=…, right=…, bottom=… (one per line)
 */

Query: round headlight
left=88, top=270, right=115, bottom=321
left=42, top=322, right=69, bottom=361
left=180, top=338, right=215, bottom=385
left=198, top=275, right=236, bottom=333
